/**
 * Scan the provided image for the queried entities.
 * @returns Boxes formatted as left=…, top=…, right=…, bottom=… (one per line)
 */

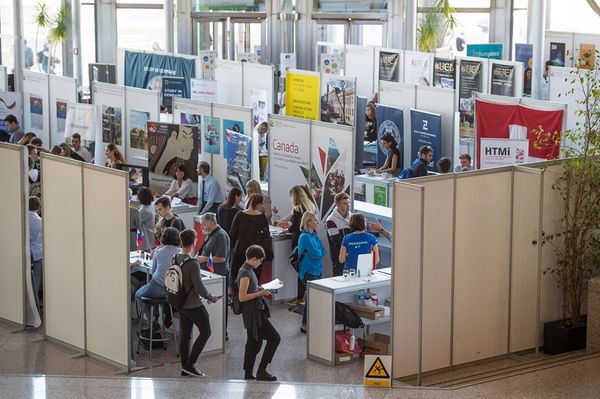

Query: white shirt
left=29, top=211, right=43, bottom=261
left=74, top=146, right=92, bottom=162
left=165, top=178, right=194, bottom=199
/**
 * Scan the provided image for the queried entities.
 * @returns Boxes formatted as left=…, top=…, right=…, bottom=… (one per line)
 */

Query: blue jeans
left=135, top=281, right=166, bottom=321
left=302, top=272, right=321, bottom=326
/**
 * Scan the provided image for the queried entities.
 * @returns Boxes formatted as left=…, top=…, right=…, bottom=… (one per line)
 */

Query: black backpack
left=288, top=246, right=307, bottom=272
left=335, top=301, right=365, bottom=329
left=231, top=281, right=243, bottom=315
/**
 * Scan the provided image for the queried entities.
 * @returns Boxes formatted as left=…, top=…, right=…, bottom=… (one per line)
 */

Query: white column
left=71, top=0, right=82, bottom=84
left=404, top=0, right=417, bottom=50
left=164, top=0, right=174, bottom=53
left=529, top=0, right=546, bottom=99
left=95, top=0, right=118, bottom=64
left=176, top=0, right=192, bottom=54
left=13, top=0, right=24, bottom=91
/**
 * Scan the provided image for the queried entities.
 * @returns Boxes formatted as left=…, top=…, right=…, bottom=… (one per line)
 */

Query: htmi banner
left=410, top=109, right=442, bottom=171
left=480, top=138, right=528, bottom=169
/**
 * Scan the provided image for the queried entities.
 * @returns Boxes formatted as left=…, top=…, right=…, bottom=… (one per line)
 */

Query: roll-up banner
left=285, top=70, right=320, bottom=121
left=466, top=43, right=503, bottom=59
left=375, top=105, right=404, bottom=168
left=320, top=74, right=357, bottom=126
left=404, top=51, right=434, bottom=86
left=515, top=44, right=533, bottom=96
left=458, top=59, right=484, bottom=138
left=65, top=103, right=97, bottom=141
left=479, top=138, right=528, bottom=169
left=147, top=122, right=199, bottom=194
left=379, top=51, right=401, bottom=82
left=124, top=50, right=195, bottom=98
left=433, top=58, right=456, bottom=89
left=474, top=98, right=564, bottom=168
left=0, top=91, right=23, bottom=132
left=490, top=63, right=515, bottom=97
left=198, top=50, right=217, bottom=80
left=224, top=121, right=252, bottom=194
left=410, top=109, right=442, bottom=171
left=190, top=78, right=218, bottom=102
left=161, top=76, right=187, bottom=113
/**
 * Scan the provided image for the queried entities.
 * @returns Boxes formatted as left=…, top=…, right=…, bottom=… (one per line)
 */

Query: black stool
left=136, top=296, right=178, bottom=361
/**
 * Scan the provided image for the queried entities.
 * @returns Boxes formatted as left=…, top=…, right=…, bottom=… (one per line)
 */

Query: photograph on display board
left=578, top=44, right=596, bottom=70
left=433, top=58, right=456, bottom=89
left=29, top=95, right=43, bottom=130
left=56, top=99, right=68, bottom=134
left=320, top=54, right=342, bottom=75
left=203, top=116, right=221, bottom=154
left=224, top=129, right=252, bottom=194
left=101, top=105, right=122, bottom=145
left=251, top=88, right=268, bottom=127
left=301, top=165, right=321, bottom=207
left=549, top=42, right=566, bottom=67
left=375, top=105, right=404, bottom=168
left=129, top=109, right=150, bottom=150
left=148, top=122, right=199, bottom=193
left=320, top=76, right=356, bottom=126
left=0, top=91, right=22, bottom=132
left=490, top=64, right=515, bottom=97
left=515, top=44, right=533, bottom=96
left=379, top=51, right=400, bottom=82
left=458, top=60, right=483, bottom=138
left=354, top=182, right=366, bottom=202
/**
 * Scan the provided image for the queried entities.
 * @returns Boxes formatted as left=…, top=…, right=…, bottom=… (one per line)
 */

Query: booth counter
left=269, top=226, right=295, bottom=302
left=192, top=270, right=226, bottom=356
left=307, top=268, right=392, bottom=366
left=354, top=174, right=395, bottom=207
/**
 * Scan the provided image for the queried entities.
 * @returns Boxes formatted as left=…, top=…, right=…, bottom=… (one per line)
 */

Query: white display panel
left=124, top=86, right=160, bottom=167
left=83, top=165, right=130, bottom=368
left=0, top=65, right=7, bottom=91
left=544, top=31, right=574, bottom=68
left=117, top=47, right=126, bottom=85
left=345, top=44, right=376, bottom=98
left=172, top=97, right=212, bottom=168
left=378, top=81, right=416, bottom=110
left=23, top=71, right=50, bottom=145
left=41, top=154, right=85, bottom=350
left=416, top=86, right=456, bottom=159
left=92, top=82, right=126, bottom=166
left=0, top=144, right=26, bottom=326
left=215, top=59, right=243, bottom=106
left=243, top=62, right=274, bottom=122
left=48, top=75, right=77, bottom=146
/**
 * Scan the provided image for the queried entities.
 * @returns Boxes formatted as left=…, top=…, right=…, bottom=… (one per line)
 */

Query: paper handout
left=262, top=278, right=284, bottom=290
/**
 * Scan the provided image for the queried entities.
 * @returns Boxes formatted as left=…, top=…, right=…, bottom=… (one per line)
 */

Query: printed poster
left=190, top=78, right=217, bottom=102
left=64, top=103, right=96, bottom=141
left=224, top=129, right=252, bottom=194
left=466, top=43, right=503, bottom=60
left=515, top=44, right=533, bottom=96
left=180, top=112, right=203, bottom=151
left=379, top=51, right=400, bottom=82
left=410, top=109, right=442, bottom=171
left=480, top=138, right=528, bottom=169
left=458, top=60, right=483, bottom=138
left=490, top=63, right=515, bottom=97
left=55, top=99, right=68, bottom=135
left=129, top=109, right=150, bottom=150
left=101, top=104, right=122, bottom=145
left=549, top=42, right=566, bottom=67
left=404, top=51, right=433, bottom=86
left=373, top=185, right=388, bottom=207
left=251, top=88, right=268, bottom=128
left=199, top=51, right=216, bottom=80
left=161, top=77, right=187, bottom=113
left=320, top=75, right=357, bottom=126
left=320, top=53, right=343, bottom=75
left=579, top=44, right=596, bottom=70
left=375, top=105, right=404, bottom=168
left=286, top=71, right=320, bottom=121
left=147, top=122, right=199, bottom=194
left=238, top=53, right=260, bottom=64
left=0, top=91, right=22, bottom=132
left=203, top=116, right=221, bottom=154
left=433, top=58, right=456, bottom=89
left=29, top=95, right=43, bottom=130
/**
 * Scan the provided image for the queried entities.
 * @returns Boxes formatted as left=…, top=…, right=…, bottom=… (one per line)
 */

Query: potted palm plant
left=416, top=0, right=456, bottom=53
left=533, top=51, right=600, bottom=354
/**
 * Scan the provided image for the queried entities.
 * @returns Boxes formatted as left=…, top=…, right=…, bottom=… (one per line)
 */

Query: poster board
left=83, top=165, right=130, bottom=368
left=403, top=51, right=434, bottom=87
left=243, top=62, right=275, bottom=127
left=416, top=86, right=455, bottom=162
left=215, top=59, right=243, bottom=106
left=480, top=138, right=528, bottom=169
left=190, top=78, right=218, bottom=102
left=125, top=87, right=160, bottom=167
left=377, top=48, right=403, bottom=83
left=64, top=103, right=97, bottom=142
left=92, top=82, right=126, bottom=166
left=544, top=31, right=574, bottom=68
left=456, top=57, right=490, bottom=139
left=0, top=90, right=23, bottom=133
left=320, top=74, right=357, bottom=126
left=49, top=75, right=77, bottom=146
left=433, top=58, right=456, bottom=89
left=285, top=69, right=320, bottom=121
left=23, top=71, right=50, bottom=145
left=345, top=44, right=376, bottom=98
left=573, top=34, right=600, bottom=69
left=489, top=60, right=524, bottom=99
left=410, top=109, right=442, bottom=171
left=172, top=97, right=212, bottom=167
left=198, top=50, right=217, bottom=80
left=375, top=104, right=404, bottom=169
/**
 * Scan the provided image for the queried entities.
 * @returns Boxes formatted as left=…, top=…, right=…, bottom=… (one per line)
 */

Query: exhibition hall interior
left=2, top=0, right=600, bottom=397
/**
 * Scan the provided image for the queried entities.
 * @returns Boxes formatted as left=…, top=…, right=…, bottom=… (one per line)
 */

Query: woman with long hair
left=163, top=164, right=194, bottom=200
left=376, top=133, right=401, bottom=176
left=364, top=102, right=377, bottom=142
left=217, top=187, right=243, bottom=235
left=105, top=143, right=125, bottom=168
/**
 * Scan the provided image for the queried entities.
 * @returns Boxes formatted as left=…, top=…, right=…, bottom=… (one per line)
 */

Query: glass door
left=349, top=21, right=385, bottom=46
left=230, top=19, right=265, bottom=62
left=192, top=18, right=227, bottom=59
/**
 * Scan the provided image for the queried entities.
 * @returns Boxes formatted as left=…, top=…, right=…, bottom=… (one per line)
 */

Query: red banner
left=475, top=99, right=563, bottom=168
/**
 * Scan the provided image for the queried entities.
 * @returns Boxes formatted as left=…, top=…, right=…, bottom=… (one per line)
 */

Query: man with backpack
left=400, top=145, right=433, bottom=179
left=166, top=229, right=218, bottom=377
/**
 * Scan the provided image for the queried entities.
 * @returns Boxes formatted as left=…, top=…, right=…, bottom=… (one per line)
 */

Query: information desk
left=307, top=268, right=392, bottom=366
left=269, top=226, right=295, bottom=302
left=354, top=174, right=394, bottom=207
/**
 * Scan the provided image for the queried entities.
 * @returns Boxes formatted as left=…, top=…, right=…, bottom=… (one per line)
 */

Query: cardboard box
left=346, top=303, right=385, bottom=320
left=358, top=333, right=391, bottom=356
left=335, top=352, right=357, bottom=365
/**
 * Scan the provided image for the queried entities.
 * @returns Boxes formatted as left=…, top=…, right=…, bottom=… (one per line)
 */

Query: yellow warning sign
left=364, top=355, right=392, bottom=387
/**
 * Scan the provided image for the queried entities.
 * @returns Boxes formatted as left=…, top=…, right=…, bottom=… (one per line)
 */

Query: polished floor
left=2, top=302, right=600, bottom=398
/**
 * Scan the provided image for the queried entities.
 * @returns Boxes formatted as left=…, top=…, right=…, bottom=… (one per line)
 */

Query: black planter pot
left=543, top=316, right=587, bottom=355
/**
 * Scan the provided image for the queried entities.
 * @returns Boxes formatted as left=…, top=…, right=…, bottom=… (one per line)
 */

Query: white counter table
left=354, top=174, right=395, bottom=207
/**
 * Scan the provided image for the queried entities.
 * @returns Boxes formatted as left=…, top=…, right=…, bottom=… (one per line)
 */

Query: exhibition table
left=307, top=268, right=392, bottom=366
left=354, top=173, right=395, bottom=207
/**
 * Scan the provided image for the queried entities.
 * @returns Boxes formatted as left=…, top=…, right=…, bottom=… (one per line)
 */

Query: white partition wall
left=83, top=165, right=130, bottom=368
left=215, top=60, right=243, bottom=106
left=0, top=65, right=8, bottom=91
left=379, top=81, right=416, bottom=110
left=0, top=144, right=27, bottom=327
left=124, top=87, right=160, bottom=167
left=92, top=82, right=126, bottom=166
left=453, top=169, right=512, bottom=365
left=49, top=75, right=78, bottom=147
left=345, top=45, right=376, bottom=98
left=545, top=31, right=575, bottom=68
left=243, top=62, right=275, bottom=116
left=23, top=71, right=50, bottom=145
left=41, top=154, right=85, bottom=350
left=416, top=86, right=456, bottom=159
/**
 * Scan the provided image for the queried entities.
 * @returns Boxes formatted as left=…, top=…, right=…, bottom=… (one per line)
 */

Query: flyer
left=433, top=58, right=456, bottom=89
left=490, top=63, right=515, bottom=97
left=458, top=60, right=483, bottom=138
left=203, top=116, right=221, bottom=154
left=579, top=44, right=596, bottom=70
left=550, top=42, right=566, bottom=67
left=379, top=51, right=400, bottom=82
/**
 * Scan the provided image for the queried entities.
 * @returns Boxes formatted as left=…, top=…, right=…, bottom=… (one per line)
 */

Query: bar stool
left=136, top=296, right=179, bottom=361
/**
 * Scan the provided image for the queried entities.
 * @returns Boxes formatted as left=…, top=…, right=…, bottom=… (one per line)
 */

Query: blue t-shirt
left=341, top=232, right=377, bottom=270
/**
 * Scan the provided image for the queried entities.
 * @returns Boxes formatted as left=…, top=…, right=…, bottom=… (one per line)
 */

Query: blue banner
left=375, top=105, right=403, bottom=168
left=466, top=43, right=503, bottom=60
left=515, top=43, right=533, bottom=96
left=410, top=109, right=442, bottom=171
left=161, top=77, right=187, bottom=113
left=124, top=51, right=195, bottom=100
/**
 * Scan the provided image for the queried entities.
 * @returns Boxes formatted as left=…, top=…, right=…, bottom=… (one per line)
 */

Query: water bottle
left=357, top=290, right=366, bottom=306
left=349, top=334, right=356, bottom=351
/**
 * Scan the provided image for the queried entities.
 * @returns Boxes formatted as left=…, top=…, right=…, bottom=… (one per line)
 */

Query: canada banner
left=475, top=98, right=564, bottom=168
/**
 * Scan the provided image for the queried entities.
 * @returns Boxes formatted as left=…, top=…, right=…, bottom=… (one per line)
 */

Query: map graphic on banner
left=480, top=138, right=528, bottom=169
left=224, top=129, right=252, bottom=194
left=490, top=63, right=515, bottom=97
left=410, top=109, right=442, bottom=171
left=129, top=109, right=150, bottom=150
left=515, top=44, right=533, bottom=96
left=101, top=105, right=122, bottom=145
left=379, top=52, right=400, bottom=82
left=124, top=50, right=195, bottom=98
left=466, top=43, right=503, bottom=59
left=404, top=52, right=433, bottom=86
left=64, top=103, right=96, bottom=141
left=29, top=95, right=43, bottom=130
left=549, top=42, right=566, bottom=67
left=433, top=58, right=456, bottom=89
left=203, top=116, right=221, bottom=154
left=251, top=88, right=268, bottom=128
left=375, top=105, right=404, bottom=168
left=458, top=60, right=483, bottom=138
left=0, top=91, right=22, bottom=132
left=190, top=79, right=217, bottom=102
left=286, top=71, right=320, bottom=121
left=475, top=98, right=564, bottom=168
left=55, top=99, right=68, bottom=136
left=147, top=122, right=199, bottom=194
left=320, top=75, right=356, bottom=126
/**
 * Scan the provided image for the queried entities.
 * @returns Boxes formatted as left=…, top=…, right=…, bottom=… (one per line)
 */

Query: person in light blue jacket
left=297, top=211, right=326, bottom=333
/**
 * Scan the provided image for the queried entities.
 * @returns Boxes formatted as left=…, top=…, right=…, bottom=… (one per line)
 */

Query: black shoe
left=181, top=365, right=206, bottom=377
left=300, top=326, right=307, bottom=334
left=256, top=370, right=277, bottom=381
left=244, top=373, right=256, bottom=380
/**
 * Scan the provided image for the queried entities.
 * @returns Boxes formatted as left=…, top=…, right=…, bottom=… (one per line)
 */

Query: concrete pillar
left=164, top=0, right=174, bottom=53
left=528, top=0, right=546, bottom=99
left=95, top=0, right=117, bottom=64
left=404, top=0, right=417, bottom=51
left=13, top=0, right=24, bottom=92
left=587, top=276, right=600, bottom=352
